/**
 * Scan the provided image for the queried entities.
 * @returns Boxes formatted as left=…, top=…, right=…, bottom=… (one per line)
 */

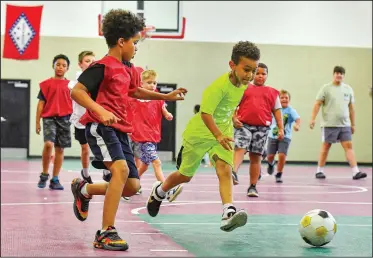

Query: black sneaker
left=81, top=170, right=93, bottom=184
left=103, top=172, right=112, bottom=182
left=93, top=226, right=129, bottom=251
left=37, top=173, right=49, bottom=188
left=353, top=171, right=367, bottom=180
left=315, top=172, right=326, bottom=179
left=247, top=184, right=259, bottom=197
left=275, top=172, right=283, bottom=183
left=49, top=178, right=64, bottom=190
left=146, top=181, right=165, bottom=217
left=71, top=178, right=92, bottom=221
left=267, top=163, right=275, bottom=175
left=232, top=171, right=239, bottom=185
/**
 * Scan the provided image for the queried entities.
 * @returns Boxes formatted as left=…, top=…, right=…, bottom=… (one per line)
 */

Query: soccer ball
left=298, top=209, right=337, bottom=247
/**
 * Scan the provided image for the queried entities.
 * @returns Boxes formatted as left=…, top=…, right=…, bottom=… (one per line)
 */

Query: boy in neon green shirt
left=146, top=41, right=261, bottom=232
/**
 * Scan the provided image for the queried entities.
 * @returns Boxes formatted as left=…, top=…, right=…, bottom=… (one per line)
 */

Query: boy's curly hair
left=231, top=41, right=260, bottom=64
left=102, top=9, right=145, bottom=48
left=52, top=54, right=70, bottom=67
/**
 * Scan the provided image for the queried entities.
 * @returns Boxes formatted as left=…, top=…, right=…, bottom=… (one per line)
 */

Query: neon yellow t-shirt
left=183, top=72, right=247, bottom=144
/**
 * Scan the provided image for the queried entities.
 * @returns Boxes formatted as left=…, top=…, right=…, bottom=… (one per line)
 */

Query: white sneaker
left=122, top=196, right=130, bottom=202
left=166, top=184, right=183, bottom=202
left=220, top=207, right=248, bottom=232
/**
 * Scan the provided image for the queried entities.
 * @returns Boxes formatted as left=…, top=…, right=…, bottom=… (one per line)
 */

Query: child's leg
left=274, top=138, right=291, bottom=183
left=138, top=161, right=149, bottom=177
left=42, top=141, right=54, bottom=174
left=151, top=158, right=165, bottom=182
left=232, top=126, right=251, bottom=185
left=266, top=138, right=278, bottom=175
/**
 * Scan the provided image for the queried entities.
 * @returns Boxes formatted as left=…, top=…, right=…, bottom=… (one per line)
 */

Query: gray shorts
left=234, top=124, right=270, bottom=155
left=267, top=137, right=291, bottom=155
left=43, top=116, right=71, bottom=148
left=322, top=127, right=352, bottom=143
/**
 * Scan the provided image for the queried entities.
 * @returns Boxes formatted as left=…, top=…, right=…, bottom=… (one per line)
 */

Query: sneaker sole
left=220, top=210, right=248, bottom=232
left=93, top=241, right=129, bottom=251
left=146, top=181, right=162, bottom=217
left=71, top=178, right=87, bottom=221
left=167, top=185, right=183, bottom=202
left=353, top=174, right=367, bottom=180
left=247, top=192, right=259, bottom=197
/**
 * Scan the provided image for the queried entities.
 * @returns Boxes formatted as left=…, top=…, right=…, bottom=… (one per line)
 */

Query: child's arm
left=232, top=106, right=243, bottom=129
left=310, top=86, right=326, bottom=129
left=162, top=104, right=173, bottom=121
left=129, top=87, right=187, bottom=101
left=201, top=113, right=234, bottom=151
left=349, top=103, right=355, bottom=134
left=272, top=96, right=284, bottom=140
left=293, top=118, right=301, bottom=131
left=36, top=99, right=45, bottom=135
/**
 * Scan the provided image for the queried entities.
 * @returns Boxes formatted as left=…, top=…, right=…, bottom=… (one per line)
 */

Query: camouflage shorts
left=43, top=117, right=71, bottom=148
left=234, top=124, right=269, bottom=155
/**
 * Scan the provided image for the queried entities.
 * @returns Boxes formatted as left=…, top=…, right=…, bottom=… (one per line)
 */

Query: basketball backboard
left=98, top=1, right=186, bottom=39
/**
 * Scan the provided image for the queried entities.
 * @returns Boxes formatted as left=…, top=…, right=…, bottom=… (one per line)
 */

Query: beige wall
left=1, top=36, right=372, bottom=162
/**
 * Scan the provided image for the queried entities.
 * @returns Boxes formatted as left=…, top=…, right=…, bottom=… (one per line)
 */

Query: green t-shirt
left=316, top=82, right=355, bottom=127
left=183, top=73, right=247, bottom=143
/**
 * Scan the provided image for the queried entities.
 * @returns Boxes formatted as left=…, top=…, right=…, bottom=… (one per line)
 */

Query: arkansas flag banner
left=2, top=4, right=43, bottom=60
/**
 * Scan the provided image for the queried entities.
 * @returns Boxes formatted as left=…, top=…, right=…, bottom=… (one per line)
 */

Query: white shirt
left=69, top=71, right=86, bottom=129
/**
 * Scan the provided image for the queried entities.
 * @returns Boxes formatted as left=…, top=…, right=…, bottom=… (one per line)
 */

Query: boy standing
left=36, top=54, right=73, bottom=190
left=69, top=51, right=96, bottom=184
left=232, top=63, right=284, bottom=197
left=69, top=9, right=187, bottom=251
left=146, top=41, right=261, bottom=232
left=310, top=66, right=367, bottom=180
left=266, top=89, right=301, bottom=183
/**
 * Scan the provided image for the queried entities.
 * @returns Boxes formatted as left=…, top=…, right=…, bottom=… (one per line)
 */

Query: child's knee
left=44, top=141, right=54, bottom=150
left=54, top=146, right=64, bottom=154
left=122, top=178, right=140, bottom=197
left=152, top=158, right=162, bottom=167
left=267, top=154, right=275, bottom=160
left=278, top=153, right=286, bottom=159
left=109, top=161, right=129, bottom=184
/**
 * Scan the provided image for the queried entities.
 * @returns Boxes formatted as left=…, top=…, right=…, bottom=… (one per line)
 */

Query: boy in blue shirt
left=267, top=89, right=300, bottom=183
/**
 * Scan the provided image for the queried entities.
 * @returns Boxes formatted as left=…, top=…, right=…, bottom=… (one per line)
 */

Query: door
left=156, top=83, right=176, bottom=160
left=1, top=79, right=30, bottom=149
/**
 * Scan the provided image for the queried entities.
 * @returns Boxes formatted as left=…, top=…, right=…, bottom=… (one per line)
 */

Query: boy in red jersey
left=69, top=9, right=187, bottom=251
left=232, top=63, right=284, bottom=197
left=131, top=70, right=182, bottom=198
left=36, top=54, right=73, bottom=190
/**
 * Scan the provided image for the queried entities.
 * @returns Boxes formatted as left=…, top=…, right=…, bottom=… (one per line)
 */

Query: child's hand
left=216, top=134, right=234, bottom=151
left=166, top=88, right=188, bottom=101
left=233, top=116, right=243, bottom=129
left=309, top=120, right=315, bottom=129
left=165, top=112, right=173, bottom=121
left=278, top=129, right=285, bottom=141
left=36, top=122, right=41, bottom=135
left=293, top=124, right=300, bottom=131
left=97, top=109, right=121, bottom=126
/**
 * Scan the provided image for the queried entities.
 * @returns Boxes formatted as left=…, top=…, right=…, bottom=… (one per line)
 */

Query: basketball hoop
left=140, top=25, right=156, bottom=40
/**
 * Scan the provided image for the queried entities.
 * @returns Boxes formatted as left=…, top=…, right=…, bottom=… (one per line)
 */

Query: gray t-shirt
left=316, top=82, right=354, bottom=127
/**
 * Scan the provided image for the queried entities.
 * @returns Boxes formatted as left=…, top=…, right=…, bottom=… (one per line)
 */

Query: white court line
left=130, top=200, right=373, bottom=215
left=2, top=200, right=372, bottom=207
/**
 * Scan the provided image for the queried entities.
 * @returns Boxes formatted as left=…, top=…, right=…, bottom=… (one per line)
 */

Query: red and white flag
left=2, top=4, right=43, bottom=60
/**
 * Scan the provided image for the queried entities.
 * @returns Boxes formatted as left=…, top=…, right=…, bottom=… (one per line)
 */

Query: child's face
left=229, top=57, right=258, bottom=85
left=280, top=93, right=290, bottom=108
left=54, top=58, right=69, bottom=77
left=79, top=55, right=95, bottom=71
left=333, top=72, right=344, bottom=84
left=120, top=32, right=141, bottom=62
left=142, top=76, right=157, bottom=91
left=253, top=67, right=268, bottom=86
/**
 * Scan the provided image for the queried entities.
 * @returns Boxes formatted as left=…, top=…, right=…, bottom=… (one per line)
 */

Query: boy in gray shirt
left=310, top=66, right=367, bottom=180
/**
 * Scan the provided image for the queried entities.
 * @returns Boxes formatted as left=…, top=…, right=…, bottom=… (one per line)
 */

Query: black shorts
left=85, top=123, right=139, bottom=179
left=74, top=127, right=88, bottom=145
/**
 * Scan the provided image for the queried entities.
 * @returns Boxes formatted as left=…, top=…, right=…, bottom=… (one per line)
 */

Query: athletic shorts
left=321, top=127, right=352, bottom=143
left=267, top=137, right=291, bottom=155
left=133, top=142, right=159, bottom=165
left=176, top=139, right=233, bottom=177
left=85, top=123, right=139, bottom=179
left=74, top=127, right=87, bottom=145
left=234, top=124, right=270, bottom=155
left=42, top=116, right=71, bottom=148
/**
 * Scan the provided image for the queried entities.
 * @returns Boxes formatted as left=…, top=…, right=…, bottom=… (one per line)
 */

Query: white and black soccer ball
left=298, top=209, right=337, bottom=247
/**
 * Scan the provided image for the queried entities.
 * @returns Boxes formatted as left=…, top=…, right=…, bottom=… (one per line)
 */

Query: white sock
left=156, top=184, right=166, bottom=198
left=80, top=183, right=90, bottom=198
left=103, top=169, right=110, bottom=176
left=82, top=168, right=90, bottom=177
left=317, top=167, right=324, bottom=173
left=351, top=166, right=359, bottom=175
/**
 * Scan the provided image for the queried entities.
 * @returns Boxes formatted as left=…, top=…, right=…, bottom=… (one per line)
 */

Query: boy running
left=146, top=41, right=261, bottom=232
left=266, top=89, right=300, bottom=183
left=69, top=9, right=187, bottom=251
left=232, top=63, right=284, bottom=197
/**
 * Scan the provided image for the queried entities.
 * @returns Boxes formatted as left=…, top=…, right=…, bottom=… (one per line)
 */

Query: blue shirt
left=269, top=106, right=300, bottom=139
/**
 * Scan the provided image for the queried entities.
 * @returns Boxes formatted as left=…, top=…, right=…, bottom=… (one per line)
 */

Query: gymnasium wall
left=1, top=1, right=372, bottom=163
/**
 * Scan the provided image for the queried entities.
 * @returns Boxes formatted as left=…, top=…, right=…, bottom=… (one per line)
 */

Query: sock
left=156, top=184, right=166, bottom=198
left=223, top=203, right=234, bottom=211
left=82, top=168, right=90, bottom=177
left=103, top=169, right=110, bottom=176
left=268, top=160, right=275, bottom=166
left=41, top=172, right=49, bottom=176
left=351, top=166, right=359, bottom=175
left=317, top=166, right=324, bottom=173
left=80, top=183, right=90, bottom=198
left=223, top=203, right=235, bottom=217
left=52, top=176, right=58, bottom=182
